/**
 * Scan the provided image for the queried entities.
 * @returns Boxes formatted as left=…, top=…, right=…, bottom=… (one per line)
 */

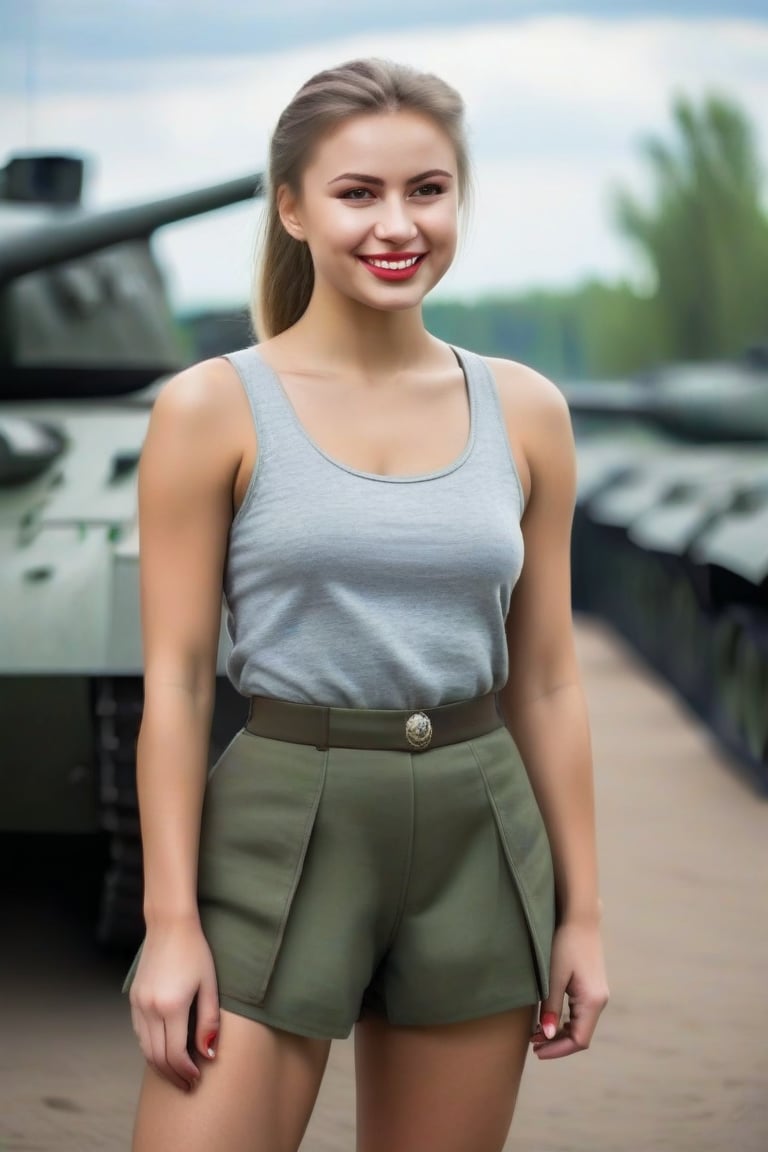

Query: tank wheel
left=735, top=630, right=768, bottom=776
left=639, top=554, right=671, bottom=670
left=93, top=677, right=145, bottom=950
left=712, top=616, right=742, bottom=742
left=667, top=571, right=710, bottom=711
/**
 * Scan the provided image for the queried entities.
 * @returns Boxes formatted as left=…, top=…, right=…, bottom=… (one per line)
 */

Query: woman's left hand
left=530, top=920, right=609, bottom=1059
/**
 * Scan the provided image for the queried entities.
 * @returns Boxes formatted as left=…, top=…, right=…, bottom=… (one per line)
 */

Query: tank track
left=572, top=515, right=768, bottom=793
left=93, top=676, right=248, bottom=951
left=93, top=676, right=145, bottom=950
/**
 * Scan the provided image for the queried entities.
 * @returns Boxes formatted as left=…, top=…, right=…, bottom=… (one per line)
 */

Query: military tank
left=0, top=153, right=263, bottom=946
left=564, top=351, right=768, bottom=793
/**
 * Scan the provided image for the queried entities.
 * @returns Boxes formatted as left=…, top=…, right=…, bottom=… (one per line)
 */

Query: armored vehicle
left=0, top=154, right=263, bottom=946
left=564, top=352, right=768, bottom=792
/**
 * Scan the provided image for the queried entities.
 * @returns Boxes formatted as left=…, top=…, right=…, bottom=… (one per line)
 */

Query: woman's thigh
left=132, top=1009, right=330, bottom=1152
left=354, top=1006, right=535, bottom=1152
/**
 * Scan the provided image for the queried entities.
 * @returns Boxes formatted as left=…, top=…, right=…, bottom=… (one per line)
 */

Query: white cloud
left=2, top=16, right=767, bottom=307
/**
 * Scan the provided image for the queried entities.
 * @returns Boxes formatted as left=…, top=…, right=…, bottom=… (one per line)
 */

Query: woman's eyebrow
left=327, top=168, right=454, bottom=186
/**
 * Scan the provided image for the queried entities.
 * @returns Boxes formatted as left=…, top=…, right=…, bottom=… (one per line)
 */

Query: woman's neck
left=278, top=291, right=441, bottom=378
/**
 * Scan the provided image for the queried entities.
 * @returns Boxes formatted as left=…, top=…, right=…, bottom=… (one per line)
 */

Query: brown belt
left=244, top=693, right=502, bottom=753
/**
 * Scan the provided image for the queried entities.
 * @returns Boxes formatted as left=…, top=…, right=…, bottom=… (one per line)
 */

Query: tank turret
left=562, top=351, right=768, bottom=442
left=0, top=155, right=264, bottom=947
left=0, top=153, right=263, bottom=400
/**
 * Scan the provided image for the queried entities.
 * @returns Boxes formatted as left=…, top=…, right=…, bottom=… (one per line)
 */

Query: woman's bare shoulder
left=483, top=355, right=570, bottom=426
left=142, top=356, right=253, bottom=484
left=150, top=355, right=251, bottom=442
left=151, top=356, right=246, bottom=424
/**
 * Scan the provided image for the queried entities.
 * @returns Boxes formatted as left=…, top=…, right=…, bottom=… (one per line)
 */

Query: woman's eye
left=340, top=188, right=373, bottom=200
left=412, top=183, right=444, bottom=197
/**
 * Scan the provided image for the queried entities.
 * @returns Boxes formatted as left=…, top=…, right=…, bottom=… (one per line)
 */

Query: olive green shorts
left=128, top=697, right=555, bottom=1040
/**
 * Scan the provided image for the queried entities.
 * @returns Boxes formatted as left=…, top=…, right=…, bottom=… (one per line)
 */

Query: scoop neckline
left=252, top=345, right=476, bottom=484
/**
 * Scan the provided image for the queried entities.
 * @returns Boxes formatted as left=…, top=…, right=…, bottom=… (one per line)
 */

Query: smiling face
left=277, top=109, right=460, bottom=315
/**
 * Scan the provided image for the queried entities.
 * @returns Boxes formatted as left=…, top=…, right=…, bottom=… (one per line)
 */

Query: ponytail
left=253, top=197, right=315, bottom=339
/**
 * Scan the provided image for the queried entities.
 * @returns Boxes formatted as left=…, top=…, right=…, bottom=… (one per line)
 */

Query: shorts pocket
left=197, top=731, right=327, bottom=1004
left=470, top=727, right=555, bottom=1000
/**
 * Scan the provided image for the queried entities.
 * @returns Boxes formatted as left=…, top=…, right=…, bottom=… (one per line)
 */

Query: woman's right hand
left=129, top=917, right=220, bottom=1091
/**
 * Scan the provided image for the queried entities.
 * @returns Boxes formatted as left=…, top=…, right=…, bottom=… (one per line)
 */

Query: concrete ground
left=1, top=620, right=766, bottom=1151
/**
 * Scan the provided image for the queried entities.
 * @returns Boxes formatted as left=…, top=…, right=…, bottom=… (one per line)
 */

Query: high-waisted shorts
left=128, top=695, right=555, bottom=1040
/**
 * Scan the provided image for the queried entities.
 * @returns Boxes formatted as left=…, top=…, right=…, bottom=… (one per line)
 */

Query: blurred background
left=1, top=3, right=767, bottom=1150
left=3, top=0, right=768, bottom=371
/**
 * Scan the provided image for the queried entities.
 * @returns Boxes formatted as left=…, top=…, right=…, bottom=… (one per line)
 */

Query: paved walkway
left=1, top=621, right=766, bottom=1151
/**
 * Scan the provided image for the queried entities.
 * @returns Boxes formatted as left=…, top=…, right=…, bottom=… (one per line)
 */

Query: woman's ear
left=277, top=184, right=306, bottom=242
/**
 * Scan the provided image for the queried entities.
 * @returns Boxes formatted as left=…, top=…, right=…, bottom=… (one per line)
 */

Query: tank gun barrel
left=559, top=380, right=654, bottom=419
left=561, top=370, right=768, bottom=443
left=0, top=172, right=264, bottom=286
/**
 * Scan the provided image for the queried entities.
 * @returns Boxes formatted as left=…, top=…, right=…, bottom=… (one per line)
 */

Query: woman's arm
left=493, top=358, right=609, bottom=1059
left=129, top=359, right=248, bottom=1089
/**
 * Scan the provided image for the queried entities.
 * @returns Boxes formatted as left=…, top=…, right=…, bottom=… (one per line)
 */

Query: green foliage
left=425, top=281, right=659, bottom=381
left=613, top=92, right=768, bottom=360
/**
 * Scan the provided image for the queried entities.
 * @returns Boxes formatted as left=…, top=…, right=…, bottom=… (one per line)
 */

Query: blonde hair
left=252, top=58, right=472, bottom=339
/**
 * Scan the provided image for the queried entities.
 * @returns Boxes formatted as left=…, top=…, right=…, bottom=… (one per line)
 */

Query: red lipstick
left=358, top=253, right=426, bottom=282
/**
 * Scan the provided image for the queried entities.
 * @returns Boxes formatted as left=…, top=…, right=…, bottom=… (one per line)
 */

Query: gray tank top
left=223, top=345, right=525, bottom=709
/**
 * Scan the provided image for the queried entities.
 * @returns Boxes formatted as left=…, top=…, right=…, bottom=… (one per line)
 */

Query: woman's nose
left=373, top=196, right=418, bottom=244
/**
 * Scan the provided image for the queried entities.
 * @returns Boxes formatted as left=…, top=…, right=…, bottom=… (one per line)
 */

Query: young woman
left=126, top=57, right=608, bottom=1152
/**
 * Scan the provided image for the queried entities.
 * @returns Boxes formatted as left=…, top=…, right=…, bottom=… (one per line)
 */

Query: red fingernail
left=204, top=1031, right=218, bottom=1056
left=541, top=1012, right=558, bottom=1039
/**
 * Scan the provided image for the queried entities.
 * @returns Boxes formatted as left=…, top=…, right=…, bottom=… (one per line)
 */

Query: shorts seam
left=253, top=748, right=329, bottom=1002
left=468, top=736, right=548, bottom=998
left=219, top=994, right=349, bottom=1040
left=388, top=992, right=540, bottom=1029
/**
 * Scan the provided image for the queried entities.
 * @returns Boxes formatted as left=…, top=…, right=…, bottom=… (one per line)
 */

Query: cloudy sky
left=2, top=1, right=768, bottom=310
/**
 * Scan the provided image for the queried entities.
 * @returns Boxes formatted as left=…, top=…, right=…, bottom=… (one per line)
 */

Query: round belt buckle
left=405, top=711, right=432, bottom=750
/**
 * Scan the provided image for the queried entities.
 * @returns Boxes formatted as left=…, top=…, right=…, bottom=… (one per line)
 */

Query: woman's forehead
left=306, top=110, right=457, bottom=179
